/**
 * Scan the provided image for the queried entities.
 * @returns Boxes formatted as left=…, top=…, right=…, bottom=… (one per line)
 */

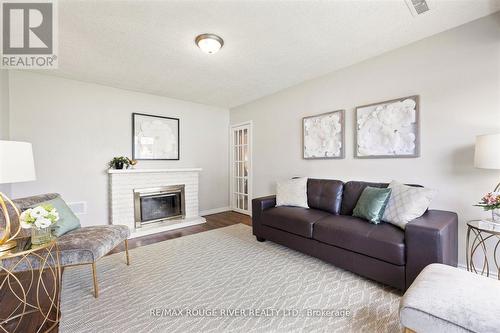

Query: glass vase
left=31, top=227, right=52, bottom=245
left=492, top=209, right=500, bottom=224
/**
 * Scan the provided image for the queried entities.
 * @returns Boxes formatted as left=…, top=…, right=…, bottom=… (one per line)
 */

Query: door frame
left=229, top=121, right=253, bottom=216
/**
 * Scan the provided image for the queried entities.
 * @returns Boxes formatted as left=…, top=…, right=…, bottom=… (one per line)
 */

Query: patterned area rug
left=60, top=224, right=402, bottom=332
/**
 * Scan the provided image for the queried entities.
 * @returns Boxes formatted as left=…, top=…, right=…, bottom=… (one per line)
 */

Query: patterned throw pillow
left=382, top=181, right=436, bottom=229
left=276, top=177, right=309, bottom=208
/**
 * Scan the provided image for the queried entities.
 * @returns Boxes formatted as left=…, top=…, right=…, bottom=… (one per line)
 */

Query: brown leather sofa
left=252, top=179, right=458, bottom=291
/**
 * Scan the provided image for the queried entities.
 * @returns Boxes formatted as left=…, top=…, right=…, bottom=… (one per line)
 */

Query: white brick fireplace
left=108, top=168, right=206, bottom=238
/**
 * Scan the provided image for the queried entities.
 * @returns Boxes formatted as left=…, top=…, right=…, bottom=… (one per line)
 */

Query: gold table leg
left=124, top=239, right=130, bottom=266
left=91, top=263, right=98, bottom=298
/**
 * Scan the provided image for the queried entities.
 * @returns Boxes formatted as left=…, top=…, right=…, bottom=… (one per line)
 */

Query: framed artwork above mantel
left=132, top=113, right=180, bottom=160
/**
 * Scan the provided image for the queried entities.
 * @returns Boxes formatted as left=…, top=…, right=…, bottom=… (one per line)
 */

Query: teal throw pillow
left=352, top=187, right=392, bottom=224
left=34, top=197, right=81, bottom=237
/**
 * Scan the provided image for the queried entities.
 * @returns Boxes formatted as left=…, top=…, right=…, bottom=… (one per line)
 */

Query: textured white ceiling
left=45, top=0, right=500, bottom=108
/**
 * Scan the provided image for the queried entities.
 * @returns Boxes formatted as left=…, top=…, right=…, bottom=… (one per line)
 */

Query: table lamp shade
left=474, top=134, right=500, bottom=169
left=0, top=141, right=36, bottom=184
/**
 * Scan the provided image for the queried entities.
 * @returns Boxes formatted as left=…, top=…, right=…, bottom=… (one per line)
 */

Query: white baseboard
left=457, top=263, right=498, bottom=279
left=200, top=206, right=230, bottom=216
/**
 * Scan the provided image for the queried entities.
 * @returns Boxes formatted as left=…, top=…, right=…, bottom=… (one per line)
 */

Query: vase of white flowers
left=20, top=205, right=59, bottom=245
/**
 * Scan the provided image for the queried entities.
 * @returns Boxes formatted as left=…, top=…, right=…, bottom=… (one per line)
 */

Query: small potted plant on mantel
left=109, top=157, right=133, bottom=170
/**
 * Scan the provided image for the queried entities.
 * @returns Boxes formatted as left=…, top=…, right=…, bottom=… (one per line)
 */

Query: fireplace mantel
left=108, top=168, right=202, bottom=174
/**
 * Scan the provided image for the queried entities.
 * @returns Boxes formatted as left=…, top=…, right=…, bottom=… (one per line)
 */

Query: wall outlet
left=68, top=201, right=87, bottom=215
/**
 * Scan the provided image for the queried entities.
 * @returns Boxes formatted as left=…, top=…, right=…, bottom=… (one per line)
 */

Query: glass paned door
left=231, top=123, right=251, bottom=215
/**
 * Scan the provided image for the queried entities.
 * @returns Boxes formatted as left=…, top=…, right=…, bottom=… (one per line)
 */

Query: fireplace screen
left=134, top=185, right=185, bottom=228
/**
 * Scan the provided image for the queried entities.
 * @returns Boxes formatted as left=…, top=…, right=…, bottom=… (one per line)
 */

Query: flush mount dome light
left=195, top=34, right=224, bottom=54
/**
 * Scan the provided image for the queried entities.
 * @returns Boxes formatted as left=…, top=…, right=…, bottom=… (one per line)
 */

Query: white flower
left=49, top=209, right=60, bottom=221
left=20, top=220, right=32, bottom=229
left=34, top=217, right=52, bottom=229
left=19, top=209, right=32, bottom=222
left=31, top=206, right=48, bottom=218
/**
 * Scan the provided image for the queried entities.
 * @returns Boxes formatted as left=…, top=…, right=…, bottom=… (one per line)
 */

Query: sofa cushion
left=0, top=225, right=130, bottom=272
left=400, top=264, right=500, bottom=333
left=261, top=206, right=330, bottom=238
left=57, top=225, right=130, bottom=266
left=340, top=181, right=387, bottom=215
left=307, top=179, right=344, bottom=215
left=313, top=215, right=405, bottom=265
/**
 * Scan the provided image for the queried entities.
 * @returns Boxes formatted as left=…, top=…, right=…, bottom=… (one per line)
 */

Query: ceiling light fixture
left=195, top=34, right=224, bottom=54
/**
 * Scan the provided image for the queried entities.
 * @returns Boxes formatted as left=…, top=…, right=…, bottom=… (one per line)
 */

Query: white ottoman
left=400, top=263, right=500, bottom=333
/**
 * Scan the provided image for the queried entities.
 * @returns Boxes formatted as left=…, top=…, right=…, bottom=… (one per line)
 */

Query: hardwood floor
left=1, top=211, right=251, bottom=333
left=109, top=211, right=251, bottom=254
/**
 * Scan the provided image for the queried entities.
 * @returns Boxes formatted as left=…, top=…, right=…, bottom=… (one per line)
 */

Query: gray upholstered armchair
left=1, top=193, right=130, bottom=298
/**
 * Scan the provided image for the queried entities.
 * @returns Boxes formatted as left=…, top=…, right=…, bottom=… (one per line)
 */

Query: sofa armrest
left=252, top=195, right=276, bottom=235
left=405, top=210, right=458, bottom=289
left=252, top=195, right=276, bottom=213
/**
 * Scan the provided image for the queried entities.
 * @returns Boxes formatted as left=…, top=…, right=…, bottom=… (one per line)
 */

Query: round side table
left=0, top=237, right=61, bottom=333
left=466, top=219, right=500, bottom=279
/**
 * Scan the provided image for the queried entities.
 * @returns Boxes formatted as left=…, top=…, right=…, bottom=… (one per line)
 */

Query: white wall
left=9, top=71, right=229, bottom=226
left=231, top=13, right=500, bottom=268
left=0, top=70, right=11, bottom=195
left=0, top=70, right=9, bottom=139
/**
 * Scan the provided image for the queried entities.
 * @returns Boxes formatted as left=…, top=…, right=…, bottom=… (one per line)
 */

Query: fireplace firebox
left=133, top=185, right=185, bottom=228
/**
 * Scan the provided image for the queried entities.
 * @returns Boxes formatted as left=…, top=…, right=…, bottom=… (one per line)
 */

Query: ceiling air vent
left=405, top=0, right=430, bottom=16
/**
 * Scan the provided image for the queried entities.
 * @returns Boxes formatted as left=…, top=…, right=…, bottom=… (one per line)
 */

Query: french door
left=230, top=122, right=252, bottom=215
